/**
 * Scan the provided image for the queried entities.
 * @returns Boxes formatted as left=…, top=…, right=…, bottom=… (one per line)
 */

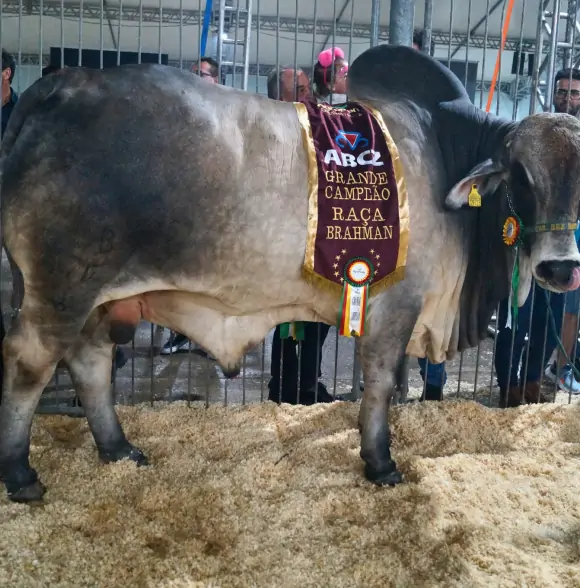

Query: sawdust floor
left=1, top=400, right=579, bottom=588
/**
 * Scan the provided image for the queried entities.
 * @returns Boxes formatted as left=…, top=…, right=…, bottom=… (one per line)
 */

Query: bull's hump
left=349, top=44, right=471, bottom=109
left=42, top=62, right=193, bottom=107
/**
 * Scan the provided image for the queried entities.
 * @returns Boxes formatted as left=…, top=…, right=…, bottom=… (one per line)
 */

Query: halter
left=524, top=221, right=578, bottom=234
left=470, top=181, right=578, bottom=329
left=499, top=181, right=578, bottom=239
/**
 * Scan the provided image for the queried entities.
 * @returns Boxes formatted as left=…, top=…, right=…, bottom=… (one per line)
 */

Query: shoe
left=268, top=380, right=344, bottom=405
left=544, top=362, right=580, bottom=395
left=418, top=383, right=443, bottom=401
left=267, top=378, right=299, bottom=404
left=521, top=381, right=550, bottom=404
left=299, top=381, right=345, bottom=405
left=160, top=332, right=192, bottom=355
left=499, top=385, right=523, bottom=408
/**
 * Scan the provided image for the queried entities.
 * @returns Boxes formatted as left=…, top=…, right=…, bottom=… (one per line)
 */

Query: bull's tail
left=0, top=70, right=66, bottom=404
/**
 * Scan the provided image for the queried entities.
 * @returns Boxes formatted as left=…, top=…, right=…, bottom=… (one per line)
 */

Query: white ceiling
left=0, top=0, right=570, bottom=87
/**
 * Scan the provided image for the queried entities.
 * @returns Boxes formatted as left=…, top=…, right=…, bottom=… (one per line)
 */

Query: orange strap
left=486, top=0, right=516, bottom=113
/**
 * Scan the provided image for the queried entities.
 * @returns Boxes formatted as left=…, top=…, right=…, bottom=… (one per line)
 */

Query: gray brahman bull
left=1, top=45, right=580, bottom=502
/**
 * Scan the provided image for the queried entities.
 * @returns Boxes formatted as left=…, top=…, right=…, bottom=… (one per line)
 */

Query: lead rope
left=506, top=251, right=520, bottom=329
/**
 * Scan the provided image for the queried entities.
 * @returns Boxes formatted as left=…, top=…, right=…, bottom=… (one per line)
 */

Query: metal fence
left=1, top=0, right=580, bottom=416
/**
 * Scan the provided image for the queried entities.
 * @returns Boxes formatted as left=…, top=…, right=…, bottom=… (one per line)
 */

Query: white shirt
left=316, top=93, right=348, bottom=105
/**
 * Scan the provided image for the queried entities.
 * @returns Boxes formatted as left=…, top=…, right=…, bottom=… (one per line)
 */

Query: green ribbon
left=279, top=322, right=305, bottom=341
left=336, top=281, right=347, bottom=333
left=510, top=247, right=520, bottom=328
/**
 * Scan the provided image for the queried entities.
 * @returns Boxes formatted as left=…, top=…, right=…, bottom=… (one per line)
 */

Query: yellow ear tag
left=468, top=184, right=482, bottom=207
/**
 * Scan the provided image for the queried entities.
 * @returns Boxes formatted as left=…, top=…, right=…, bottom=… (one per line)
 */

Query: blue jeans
left=417, top=357, right=447, bottom=388
left=494, top=283, right=564, bottom=389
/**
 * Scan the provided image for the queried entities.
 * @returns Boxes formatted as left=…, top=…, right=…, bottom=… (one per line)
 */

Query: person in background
left=494, top=282, right=565, bottom=406
left=551, top=67, right=580, bottom=117
left=1, top=50, right=18, bottom=138
left=265, top=65, right=339, bottom=405
left=412, top=29, right=435, bottom=55
left=191, top=57, right=220, bottom=84
left=312, top=47, right=348, bottom=104
left=266, top=64, right=310, bottom=102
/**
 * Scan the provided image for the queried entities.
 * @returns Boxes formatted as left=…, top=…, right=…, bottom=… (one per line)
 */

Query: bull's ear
left=444, top=159, right=507, bottom=210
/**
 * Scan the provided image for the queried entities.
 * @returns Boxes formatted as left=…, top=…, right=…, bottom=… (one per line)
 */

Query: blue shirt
left=1, top=89, right=18, bottom=138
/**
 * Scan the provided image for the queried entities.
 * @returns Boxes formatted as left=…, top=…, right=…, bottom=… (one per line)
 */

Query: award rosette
left=338, top=257, right=374, bottom=337
left=502, top=215, right=521, bottom=247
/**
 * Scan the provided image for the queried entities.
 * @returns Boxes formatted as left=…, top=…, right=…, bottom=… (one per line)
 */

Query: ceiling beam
left=1, top=0, right=545, bottom=53
left=318, top=0, right=352, bottom=53
left=6, top=53, right=529, bottom=93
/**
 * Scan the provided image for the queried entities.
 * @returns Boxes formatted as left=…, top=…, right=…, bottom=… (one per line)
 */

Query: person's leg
left=268, top=325, right=299, bottom=403
left=417, top=358, right=446, bottom=401
left=494, top=293, right=532, bottom=407
left=543, top=289, right=580, bottom=394
left=544, top=290, right=565, bottom=368
left=299, top=322, right=335, bottom=404
left=160, top=330, right=215, bottom=360
left=520, top=285, right=561, bottom=402
left=160, top=330, right=191, bottom=355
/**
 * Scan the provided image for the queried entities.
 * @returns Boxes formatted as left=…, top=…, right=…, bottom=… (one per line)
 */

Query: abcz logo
left=324, top=130, right=385, bottom=168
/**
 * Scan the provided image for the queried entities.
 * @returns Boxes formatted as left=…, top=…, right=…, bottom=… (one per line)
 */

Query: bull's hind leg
left=0, top=305, right=82, bottom=502
left=62, top=311, right=148, bottom=466
left=358, top=296, right=421, bottom=486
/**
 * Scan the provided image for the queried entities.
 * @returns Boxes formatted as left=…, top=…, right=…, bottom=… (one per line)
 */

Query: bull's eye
left=511, top=161, right=531, bottom=190
left=509, top=160, right=535, bottom=228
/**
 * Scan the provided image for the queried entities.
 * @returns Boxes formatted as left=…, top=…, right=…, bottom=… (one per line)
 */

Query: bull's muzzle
left=535, top=259, right=580, bottom=291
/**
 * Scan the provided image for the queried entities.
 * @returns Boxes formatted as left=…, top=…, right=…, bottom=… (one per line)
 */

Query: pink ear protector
left=317, top=47, right=348, bottom=87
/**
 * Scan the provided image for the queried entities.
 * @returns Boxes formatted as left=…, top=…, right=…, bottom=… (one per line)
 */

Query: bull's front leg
left=357, top=303, right=418, bottom=486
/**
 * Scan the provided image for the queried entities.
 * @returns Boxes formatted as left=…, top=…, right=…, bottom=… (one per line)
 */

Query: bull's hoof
left=100, top=444, right=149, bottom=467
left=7, top=479, right=46, bottom=503
left=364, top=461, right=403, bottom=487
left=0, top=462, right=45, bottom=502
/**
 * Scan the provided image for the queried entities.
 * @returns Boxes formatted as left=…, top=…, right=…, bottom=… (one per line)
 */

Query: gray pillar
left=423, top=0, right=433, bottom=55
left=545, top=0, right=562, bottom=112
left=389, top=0, right=416, bottom=46
left=370, top=0, right=381, bottom=47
